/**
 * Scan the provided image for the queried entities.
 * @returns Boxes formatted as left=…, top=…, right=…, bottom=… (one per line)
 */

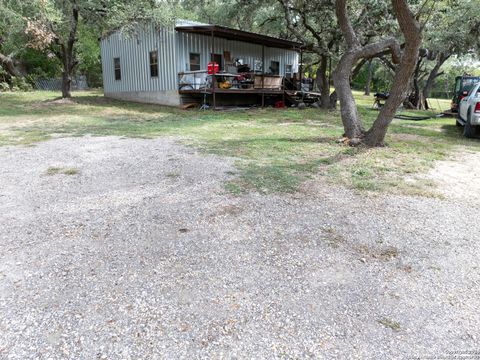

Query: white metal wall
left=101, top=24, right=178, bottom=94
left=101, top=25, right=299, bottom=94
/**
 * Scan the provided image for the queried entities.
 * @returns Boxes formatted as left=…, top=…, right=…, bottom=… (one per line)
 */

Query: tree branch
left=335, top=0, right=360, bottom=48
left=0, top=52, right=21, bottom=77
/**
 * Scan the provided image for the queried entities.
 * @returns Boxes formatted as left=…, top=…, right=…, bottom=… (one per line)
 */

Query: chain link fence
left=34, top=75, right=89, bottom=91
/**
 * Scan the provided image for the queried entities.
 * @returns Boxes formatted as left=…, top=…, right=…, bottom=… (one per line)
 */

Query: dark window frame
left=189, top=53, right=201, bottom=71
left=270, top=61, right=280, bottom=75
left=149, top=51, right=159, bottom=78
left=114, top=57, right=121, bottom=81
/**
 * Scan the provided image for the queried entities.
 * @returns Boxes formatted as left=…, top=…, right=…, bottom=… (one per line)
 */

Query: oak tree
left=333, top=0, right=422, bottom=147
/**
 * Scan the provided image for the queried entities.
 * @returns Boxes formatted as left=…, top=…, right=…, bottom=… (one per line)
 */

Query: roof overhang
left=175, top=25, right=302, bottom=50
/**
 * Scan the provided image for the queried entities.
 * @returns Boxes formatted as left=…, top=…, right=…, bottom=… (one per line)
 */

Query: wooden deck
left=178, top=88, right=285, bottom=95
left=178, top=88, right=322, bottom=108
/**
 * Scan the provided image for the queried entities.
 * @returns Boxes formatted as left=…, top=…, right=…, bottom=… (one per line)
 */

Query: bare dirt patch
left=32, top=97, right=78, bottom=108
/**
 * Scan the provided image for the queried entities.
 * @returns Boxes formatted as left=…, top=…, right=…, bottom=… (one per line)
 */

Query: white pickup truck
left=457, top=81, right=480, bottom=138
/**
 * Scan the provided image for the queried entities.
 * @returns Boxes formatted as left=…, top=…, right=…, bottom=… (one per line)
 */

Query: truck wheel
left=463, top=111, right=478, bottom=138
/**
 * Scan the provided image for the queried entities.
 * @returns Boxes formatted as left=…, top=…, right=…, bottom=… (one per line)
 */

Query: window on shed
left=269, top=61, right=279, bottom=75
left=150, top=51, right=159, bottom=78
left=114, top=58, right=121, bottom=80
left=285, top=65, right=293, bottom=79
left=189, top=53, right=201, bottom=71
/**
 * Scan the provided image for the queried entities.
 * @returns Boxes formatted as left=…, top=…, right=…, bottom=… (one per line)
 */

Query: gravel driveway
left=1, top=136, right=479, bottom=359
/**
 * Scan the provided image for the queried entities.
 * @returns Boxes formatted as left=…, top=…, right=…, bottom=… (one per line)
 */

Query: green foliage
left=180, top=0, right=285, bottom=37
left=0, top=0, right=39, bottom=54
left=1, top=0, right=479, bottom=96
left=425, top=0, right=480, bottom=56
left=0, top=81, right=9, bottom=91
left=10, top=76, right=33, bottom=91
left=0, top=67, right=33, bottom=91
left=22, top=48, right=62, bottom=79
left=77, top=24, right=102, bottom=87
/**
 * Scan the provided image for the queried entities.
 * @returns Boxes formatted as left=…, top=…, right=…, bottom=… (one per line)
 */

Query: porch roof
left=175, top=24, right=302, bottom=50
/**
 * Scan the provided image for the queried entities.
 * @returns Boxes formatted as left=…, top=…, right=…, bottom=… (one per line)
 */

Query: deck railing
left=178, top=70, right=209, bottom=91
left=178, top=71, right=286, bottom=92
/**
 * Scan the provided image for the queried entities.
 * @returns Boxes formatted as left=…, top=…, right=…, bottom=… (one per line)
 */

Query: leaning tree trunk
left=333, top=0, right=401, bottom=141
left=0, top=52, right=24, bottom=79
left=364, top=2, right=422, bottom=146
left=333, top=51, right=365, bottom=139
left=422, top=52, right=450, bottom=109
left=333, top=0, right=422, bottom=147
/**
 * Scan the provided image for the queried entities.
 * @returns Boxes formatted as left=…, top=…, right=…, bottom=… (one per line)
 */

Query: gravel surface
left=1, top=136, right=479, bottom=359
left=426, top=148, right=480, bottom=203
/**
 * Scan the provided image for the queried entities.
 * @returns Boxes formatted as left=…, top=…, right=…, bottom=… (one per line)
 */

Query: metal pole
left=211, top=30, right=216, bottom=110
left=299, top=48, right=303, bottom=91
left=262, top=44, right=265, bottom=108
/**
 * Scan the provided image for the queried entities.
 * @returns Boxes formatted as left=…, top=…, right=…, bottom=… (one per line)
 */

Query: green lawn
left=1, top=90, right=478, bottom=195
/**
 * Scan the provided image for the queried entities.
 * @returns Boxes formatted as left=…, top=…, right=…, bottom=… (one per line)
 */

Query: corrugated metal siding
left=175, top=32, right=299, bottom=76
left=101, top=25, right=299, bottom=94
left=101, top=24, right=178, bottom=94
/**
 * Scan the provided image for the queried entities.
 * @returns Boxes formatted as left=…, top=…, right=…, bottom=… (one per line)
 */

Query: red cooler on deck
left=208, top=62, right=219, bottom=75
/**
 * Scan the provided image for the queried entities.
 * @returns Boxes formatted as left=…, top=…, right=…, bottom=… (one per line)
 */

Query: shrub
left=11, top=76, right=33, bottom=92
left=0, top=82, right=10, bottom=92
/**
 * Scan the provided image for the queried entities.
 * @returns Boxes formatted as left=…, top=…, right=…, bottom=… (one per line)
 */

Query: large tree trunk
left=410, top=56, right=425, bottom=109
left=333, top=0, right=402, bottom=142
left=333, top=52, right=365, bottom=138
left=315, top=67, right=323, bottom=93
left=61, top=67, right=72, bottom=98
left=333, top=0, right=422, bottom=147
left=319, top=54, right=331, bottom=109
left=364, top=59, right=373, bottom=95
left=364, top=2, right=422, bottom=146
left=59, top=0, right=79, bottom=98
left=421, top=52, right=450, bottom=109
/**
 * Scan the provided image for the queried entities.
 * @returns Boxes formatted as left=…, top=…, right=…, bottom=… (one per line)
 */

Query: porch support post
left=262, top=44, right=265, bottom=108
left=211, top=30, right=216, bottom=110
left=299, top=47, right=303, bottom=91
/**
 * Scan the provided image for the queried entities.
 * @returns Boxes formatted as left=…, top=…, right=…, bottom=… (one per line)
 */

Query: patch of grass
left=377, top=318, right=401, bottom=331
left=224, top=181, right=245, bottom=196
left=45, top=166, right=80, bottom=176
left=239, top=163, right=303, bottom=193
left=2, top=90, right=479, bottom=195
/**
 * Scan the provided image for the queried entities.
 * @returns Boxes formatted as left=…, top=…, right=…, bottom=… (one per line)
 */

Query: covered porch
left=175, top=24, right=305, bottom=108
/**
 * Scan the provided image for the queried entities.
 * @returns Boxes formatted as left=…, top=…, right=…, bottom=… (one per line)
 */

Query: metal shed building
left=100, top=20, right=302, bottom=107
